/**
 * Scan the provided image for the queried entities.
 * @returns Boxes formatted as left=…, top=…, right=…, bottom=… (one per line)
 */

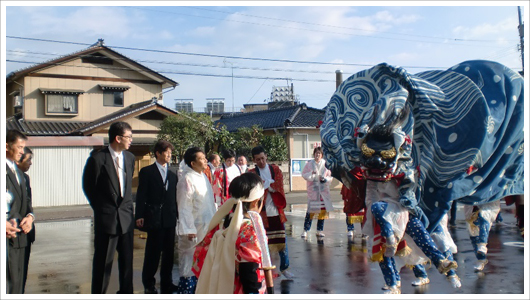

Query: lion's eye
left=380, top=147, right=397, bottom=160
left=361, top=143, right=375, bottom=157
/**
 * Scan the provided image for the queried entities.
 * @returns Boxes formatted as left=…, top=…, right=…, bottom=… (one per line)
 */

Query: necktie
left=115, top=156, right=122, bottom=196
left=10, top=164, right=20, bottom=185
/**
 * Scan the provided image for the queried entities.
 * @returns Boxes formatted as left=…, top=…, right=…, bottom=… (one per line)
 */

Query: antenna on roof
left=90, top=39, right=105, bottom=47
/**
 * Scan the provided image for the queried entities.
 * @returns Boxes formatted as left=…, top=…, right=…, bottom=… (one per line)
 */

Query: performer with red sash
left=340, top=167, right=366, bottom=238
left=249, top=145, right=294, bottom=279
left=212, top=149, right=242, bottom=208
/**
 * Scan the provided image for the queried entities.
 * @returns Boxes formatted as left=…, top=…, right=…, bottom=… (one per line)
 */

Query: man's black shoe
left=144, top=287, right=158, bottom=294
left=160, top=284, right=178, bottom=294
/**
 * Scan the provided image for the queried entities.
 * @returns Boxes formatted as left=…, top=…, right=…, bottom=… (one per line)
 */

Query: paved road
left=24, top=191, right=524, bottom=295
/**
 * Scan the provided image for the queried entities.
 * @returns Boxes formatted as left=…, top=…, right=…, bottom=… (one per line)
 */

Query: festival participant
left=193, top=173, right=268, bottom=294
left=320, top=60, right=523, bottom=294
left=176, top=147, right=216, bottom=293
left=340, top=168, right=366, bottom=238
left=360, top=122, right=458, bottom=294
left=237, top=155, right=249, bottom=173
left=249, top=145, right=294, bottom=279
left=212, top=149, right=242, bottom=208
left=301, top=147, right=333, bottom=238
left=463, top=200, right=501, bottom=272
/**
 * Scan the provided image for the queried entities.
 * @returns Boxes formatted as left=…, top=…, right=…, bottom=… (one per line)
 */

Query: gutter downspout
left=13, top=80, right=25, bottom=119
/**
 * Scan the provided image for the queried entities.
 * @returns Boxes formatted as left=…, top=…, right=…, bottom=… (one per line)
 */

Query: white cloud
left=452, top=17, right=517, bottom=40
left=387, top=52, right=420, bottom=64
left=187, top=26, right=216, bottom=37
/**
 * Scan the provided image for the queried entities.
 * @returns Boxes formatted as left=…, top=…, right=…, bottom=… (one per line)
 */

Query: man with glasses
left=82, top=121, right=135, bottom=294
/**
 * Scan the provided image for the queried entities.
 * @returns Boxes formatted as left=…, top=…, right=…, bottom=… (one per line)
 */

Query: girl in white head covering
left=192, top=172, right=270, bottom=294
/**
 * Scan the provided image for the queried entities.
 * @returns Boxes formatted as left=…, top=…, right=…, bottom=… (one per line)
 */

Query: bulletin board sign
left=291, top=158, right=312, bottom=177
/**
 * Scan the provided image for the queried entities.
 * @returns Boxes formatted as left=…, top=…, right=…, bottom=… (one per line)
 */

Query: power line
left=6, top=49, right=356, bottom=74
left=6, top=59, right=336, bottom=82
left=125, top=6, right=516, bottom=47
left=184, top=6, right=515, bottom=43
left=6, top=35, right=451, bottom=69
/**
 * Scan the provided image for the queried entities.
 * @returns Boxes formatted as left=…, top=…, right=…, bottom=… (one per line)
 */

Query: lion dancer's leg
left=405, top=216, right=458, bottom=274
left=411, top=264, right=430, bottom=286
left=371, top=202, right=398, bottom=254
left=443, top=251, right=462, bottom=288
left=464, top=200, right=501, bottom=272
left=379, top=257, right=401, bottom=294
left=370, top=201, right=402, bottom=294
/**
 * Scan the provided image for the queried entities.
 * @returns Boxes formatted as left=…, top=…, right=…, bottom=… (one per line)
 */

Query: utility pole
left=517, top=6, right=524, bottom=74
left=224, top=59, right=234, bottom=113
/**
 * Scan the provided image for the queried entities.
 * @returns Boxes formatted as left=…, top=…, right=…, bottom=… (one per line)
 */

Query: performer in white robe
left=301, top=147, right=333, bottom=238
left=176, top=147, right=216, bottom=294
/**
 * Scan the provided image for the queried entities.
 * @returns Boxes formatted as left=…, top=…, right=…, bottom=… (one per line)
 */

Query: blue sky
left=3, top=2, right=527, bottom=112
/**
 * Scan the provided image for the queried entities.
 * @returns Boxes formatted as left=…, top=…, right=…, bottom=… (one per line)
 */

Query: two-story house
left=5, top=39, right=180, bottom=207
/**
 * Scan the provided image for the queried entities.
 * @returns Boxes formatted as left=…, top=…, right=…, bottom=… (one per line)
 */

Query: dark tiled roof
left=74, top=99, right=178, bottom=134
left=215, top=103, right=325, bottom=132
left=6, top=115, right=89, bottom=136
left=290, top=107, right=326, bottom=128
left=6, top=99, right=179, bottom=136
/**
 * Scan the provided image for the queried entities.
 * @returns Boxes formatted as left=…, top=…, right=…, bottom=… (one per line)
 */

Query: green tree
left=261, top=134, right=288, bottom=161
left=232, top=125, right=263, bottom=159
left=213, top=123, right=236, bottom=154
left=157, top=112, right=215, bottom=162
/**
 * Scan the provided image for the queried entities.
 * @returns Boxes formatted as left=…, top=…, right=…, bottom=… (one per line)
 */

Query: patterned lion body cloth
left=320, top=60, right=524, bottom=232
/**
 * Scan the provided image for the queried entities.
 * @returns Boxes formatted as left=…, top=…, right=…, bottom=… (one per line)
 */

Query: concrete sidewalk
left=33, top=189, right=344, bottom=222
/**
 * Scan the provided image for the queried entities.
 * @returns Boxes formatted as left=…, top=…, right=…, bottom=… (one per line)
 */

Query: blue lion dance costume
left=320, top=60, right=524, bottom=294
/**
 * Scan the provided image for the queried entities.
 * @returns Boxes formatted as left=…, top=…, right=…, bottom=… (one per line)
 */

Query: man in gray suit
left=82, top=121, right=135, bottom=294
left=6, top=129, right=34, bottom=294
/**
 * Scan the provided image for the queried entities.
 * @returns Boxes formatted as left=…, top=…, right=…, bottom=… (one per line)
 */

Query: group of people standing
left=79, top=121, right=293, bottom=294
left=5, top=122, right=517, bottom=295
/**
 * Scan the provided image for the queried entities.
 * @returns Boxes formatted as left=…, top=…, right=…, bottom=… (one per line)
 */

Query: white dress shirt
left=108, top=146, right=125, bottom=197
left=258, top=164, right=279, bottom=217
left=155, top=161, right=168, bottom=190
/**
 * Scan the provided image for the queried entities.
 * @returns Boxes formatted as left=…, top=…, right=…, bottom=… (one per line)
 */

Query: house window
left=103, top=91, right=124, bottom=107
left=47, top=94, right=78, bottom=114
left=40, top=88, right=84, bottom=115
left=100, top=85, right=129, bottom=107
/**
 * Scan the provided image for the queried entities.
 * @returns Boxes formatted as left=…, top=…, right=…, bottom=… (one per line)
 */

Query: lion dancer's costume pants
left=372, top=202, right=449, bottom=287
left=464, top=200, right=501, bottom=261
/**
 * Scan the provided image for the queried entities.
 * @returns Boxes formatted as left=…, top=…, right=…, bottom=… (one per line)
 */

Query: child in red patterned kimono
left=192, top=172, right=269, bottom=294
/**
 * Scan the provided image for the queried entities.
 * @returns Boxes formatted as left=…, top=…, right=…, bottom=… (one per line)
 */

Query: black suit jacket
left=23, top=173, right=35, bottom=244
left=135, top=163, right=178, bottom=228
left=82, top=147, right=135, bottom=235
left=6, top=164, right=33, bottom=248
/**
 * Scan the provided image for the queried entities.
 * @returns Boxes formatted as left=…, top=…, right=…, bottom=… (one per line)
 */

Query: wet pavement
left=23, top=195, right=525, bottom=295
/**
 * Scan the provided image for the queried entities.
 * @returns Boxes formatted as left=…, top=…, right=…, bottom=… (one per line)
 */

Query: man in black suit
left=82, top=121, right=135, bottom=294
left=6, top=130, right=35, bottom=294
left=135, top=140, right=178, bottom=294
left=16, top=147, right=35, bottom=293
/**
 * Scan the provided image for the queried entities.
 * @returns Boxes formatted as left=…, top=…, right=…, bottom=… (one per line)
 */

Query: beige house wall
left=21, top=57, right=162, bottom=121
left=287, top=128, right=341, bottom=191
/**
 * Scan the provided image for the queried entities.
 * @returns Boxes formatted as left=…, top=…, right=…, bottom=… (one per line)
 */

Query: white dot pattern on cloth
left=493, top=75, right=501, bottom=83
left=448, top=133, right=458, bottom=143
